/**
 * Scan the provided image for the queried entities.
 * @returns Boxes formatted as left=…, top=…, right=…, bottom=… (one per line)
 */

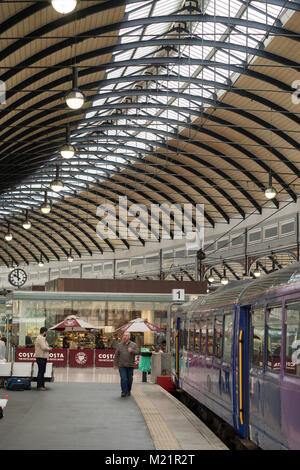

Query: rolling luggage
left=5, top=377, right=31, bottom=391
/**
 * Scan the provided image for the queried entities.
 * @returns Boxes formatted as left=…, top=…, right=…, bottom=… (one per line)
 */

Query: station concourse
left=0, top=0, right=300, bottom=453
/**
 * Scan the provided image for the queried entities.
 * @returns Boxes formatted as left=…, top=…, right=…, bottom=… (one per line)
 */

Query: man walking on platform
left=34, top=327, right=51, bottom=391
left=114, top=332, right=139, bottom=397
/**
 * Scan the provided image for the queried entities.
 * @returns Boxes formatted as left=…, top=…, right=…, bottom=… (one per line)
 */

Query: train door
left=262, top=303, right=286, bottom=448
left=236, top=305, right=250, bottom=438
left=248, top=304, right=266, bottom=445
left=174, top=316, right=180, bottom=388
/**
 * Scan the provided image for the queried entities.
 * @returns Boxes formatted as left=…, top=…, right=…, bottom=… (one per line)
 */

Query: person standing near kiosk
left=34, top=327, right=51, bottom=391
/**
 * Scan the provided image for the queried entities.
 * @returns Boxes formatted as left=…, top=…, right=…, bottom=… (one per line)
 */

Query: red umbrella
left=114, top=318, right=162, bottom=333
left=49, top=315, right=99, bottom=331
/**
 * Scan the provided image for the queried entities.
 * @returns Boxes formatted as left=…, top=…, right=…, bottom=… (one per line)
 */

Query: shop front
left=5, top=291, right=191, bottom=366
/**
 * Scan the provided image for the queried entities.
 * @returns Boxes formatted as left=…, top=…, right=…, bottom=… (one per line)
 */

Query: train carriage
left=172, top=262, right=300, bottom=450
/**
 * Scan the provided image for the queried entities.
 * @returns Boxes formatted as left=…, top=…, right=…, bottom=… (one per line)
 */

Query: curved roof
left=0, top=0, right=299, bottom=266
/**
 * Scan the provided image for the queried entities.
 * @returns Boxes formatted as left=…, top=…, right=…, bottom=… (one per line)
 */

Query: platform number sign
left=172, top=289, right=185, bottom=301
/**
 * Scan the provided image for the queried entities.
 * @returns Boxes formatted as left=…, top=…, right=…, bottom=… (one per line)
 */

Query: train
left=171, top=262, right=300, bottom=449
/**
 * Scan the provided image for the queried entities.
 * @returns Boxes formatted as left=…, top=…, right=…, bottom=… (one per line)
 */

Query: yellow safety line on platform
left=132, top=386, right=182, bottom=450
left=157, top=386, right=228, bottom=450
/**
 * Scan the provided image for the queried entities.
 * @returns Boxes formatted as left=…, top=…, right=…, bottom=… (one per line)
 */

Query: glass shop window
left=266, top=305, right=282, bottom=373
left=214, top=315, right=224, bottom=359
left=285, top=302, right=300, bottom=377
left=207, top=318, right=214, bottom=356
left=251, top=307, right=265, bottom=368
left=223, top=314, right=233, bottom=363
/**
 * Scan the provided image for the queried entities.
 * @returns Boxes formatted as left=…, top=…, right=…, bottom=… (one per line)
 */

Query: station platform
left=0, top=368, right=227, bottom=451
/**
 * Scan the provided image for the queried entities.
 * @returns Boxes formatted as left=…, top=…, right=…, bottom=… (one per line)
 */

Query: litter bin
left=139, top=347, right=152, bottom=382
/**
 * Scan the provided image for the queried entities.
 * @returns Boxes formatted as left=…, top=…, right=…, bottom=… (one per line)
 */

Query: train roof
left=177, top=261, right=300, bottom=314
left=239, top=260, right=300, bottom=303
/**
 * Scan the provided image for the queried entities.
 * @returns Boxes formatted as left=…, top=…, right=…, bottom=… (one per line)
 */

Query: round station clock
left=8, top=268, right=27, bottom=288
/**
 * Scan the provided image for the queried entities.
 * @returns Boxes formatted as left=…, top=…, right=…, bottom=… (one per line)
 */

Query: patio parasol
left=114, top=318, right=162, bottom=333
left=49, top=315, right=99, bottom=331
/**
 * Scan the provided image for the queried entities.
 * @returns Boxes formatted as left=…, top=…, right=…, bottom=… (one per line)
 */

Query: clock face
left=8, top=269, right=27, bottom=287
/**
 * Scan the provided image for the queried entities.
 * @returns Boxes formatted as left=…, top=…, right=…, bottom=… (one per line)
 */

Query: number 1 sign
left=172, top=289, right=185, bottom=301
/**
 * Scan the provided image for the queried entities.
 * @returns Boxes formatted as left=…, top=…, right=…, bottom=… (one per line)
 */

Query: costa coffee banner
left=95, top=349, right=115, bottom=367
left=95, top=349, right=140, bottom=368
left=68, top=349, right=94, bottom=367
left=15, top=348, right=67, bottom=367
left=49, top=348, right=67, bottom=367
left=15, top=348, right=35, bottom=363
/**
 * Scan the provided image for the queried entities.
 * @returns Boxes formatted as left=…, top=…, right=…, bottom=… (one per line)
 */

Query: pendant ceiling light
left=51, top=0, right=77, bottom=14
left=38, top=255, right=44, bottom=267
left=253, top=262, right=261, bottom=278
left=221, top=266, right=229, bottom=286
left=4, top=223, right=12, bottom=241
left=40, top=191, right=51, bottom=214
left=265, top=171, right=277, bottom=200
left=65, top=67, right=85, bottom=110
left=67, top=249, right=74, bottom=262
left=50, top=164, right=64, bottom=192
left=60, top=125, right=75, bottom=159
left=22, top=209, right=31, bottom=230
left=207, top=270, right=214, bottom=283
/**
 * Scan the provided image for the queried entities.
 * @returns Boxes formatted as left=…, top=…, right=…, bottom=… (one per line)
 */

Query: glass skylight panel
left=127, top=3, right=152, bottom=21
left=207, top=0, right=241, bottom=17
left=113, top=49, right=135, bottom=63
left=92, top=98, right=106, bottom=107
left=193, top=21, right=226, bottom=42
left=120, top=27, right=143, bottom=44
left=152, top=0, right=180, bottom=16
left=251, top=2, right=282, bottom=17
left=132, top=46, right=157, bottom=60
left=143, top=22, right=170, bottom=39
left=85, top=111, right=96, bottom=120
left=106, top=68, right=126, bottom=79
left=0, top=0, right=279, bottom=222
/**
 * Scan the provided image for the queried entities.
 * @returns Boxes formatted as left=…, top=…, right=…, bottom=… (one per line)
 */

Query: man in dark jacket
left=113, top=332, right=139, bottom=397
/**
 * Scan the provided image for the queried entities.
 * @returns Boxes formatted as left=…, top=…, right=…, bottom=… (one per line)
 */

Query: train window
left=200, top=318, right=206, bottom=355
left=223, top=314, right=233, bottom=363
left=195, top=319, right=200, bottom=353
left=207, top=318, right=214, bottom=356
left=183, top=322, right=188, bottom=351
left=285, top=302, right=300, bottom=377
left=179, top=321, right=184, bottom=349
left=181, top=320, right=188, bottom=351
left=188, top=320, right=195, bottom=352
left=214, top=315, right=223, bottom=359
left=251, top=307, right=265, bottom=368
left=266, top=306, right=282, bottom=373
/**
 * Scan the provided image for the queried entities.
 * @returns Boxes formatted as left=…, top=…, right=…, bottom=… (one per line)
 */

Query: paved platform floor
left=0, top=382, right=154, bottom=450
left=0, top=368, right=227, bottom=451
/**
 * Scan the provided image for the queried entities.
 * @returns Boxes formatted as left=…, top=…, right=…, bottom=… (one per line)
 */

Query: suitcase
left=5, top=377, right=31, bottom=391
